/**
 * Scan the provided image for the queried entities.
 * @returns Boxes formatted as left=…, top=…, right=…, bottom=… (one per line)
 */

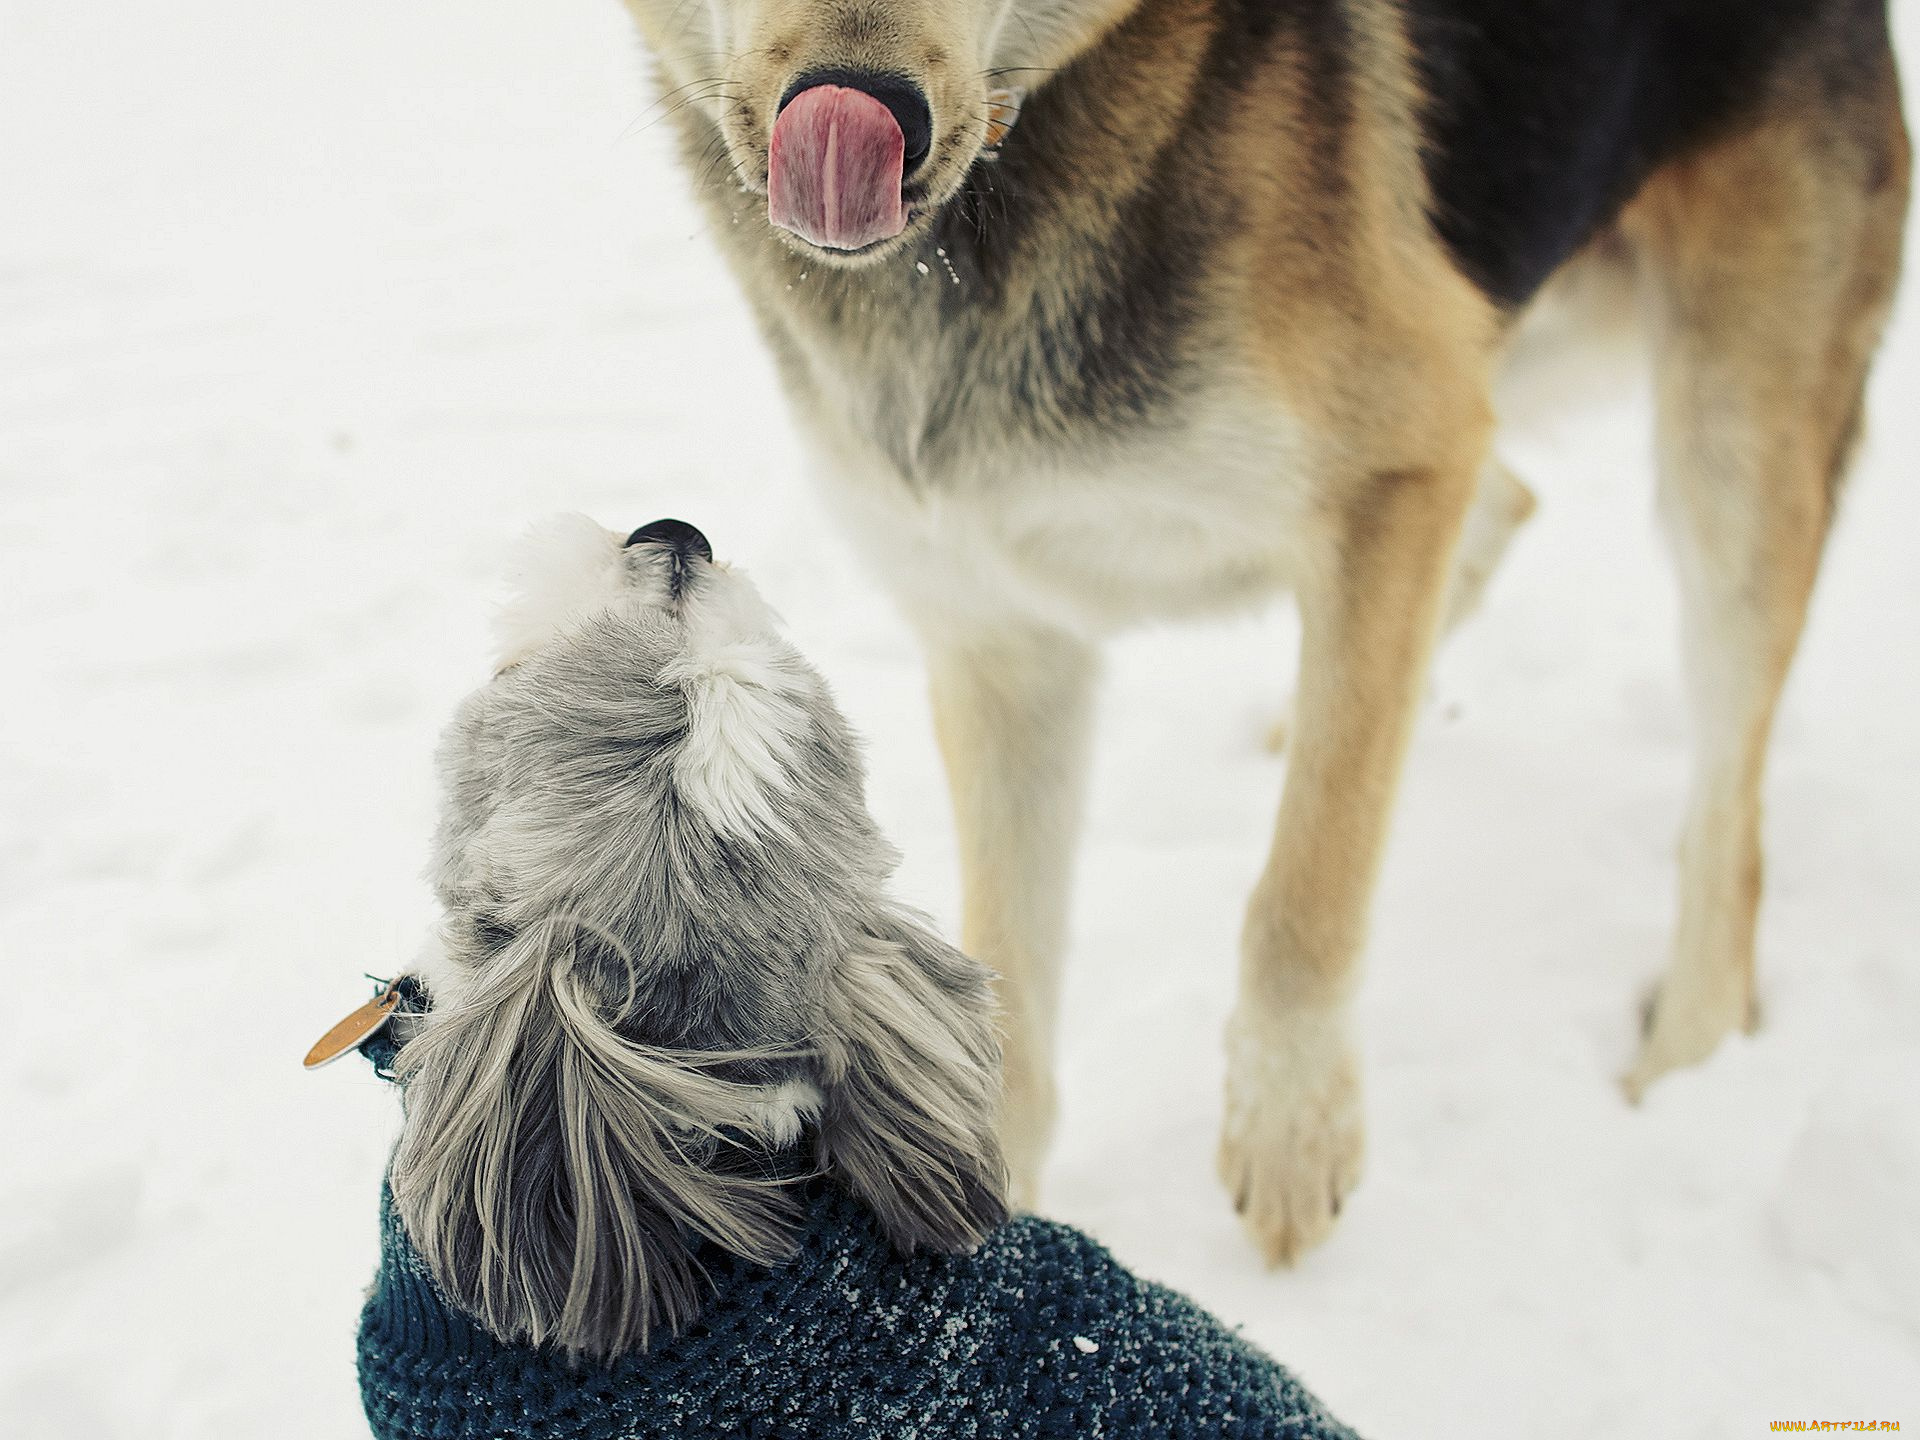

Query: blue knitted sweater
left=354, top=993, right=1359, bottom=1439
left=358, top=1177, right=1360, bottom=1439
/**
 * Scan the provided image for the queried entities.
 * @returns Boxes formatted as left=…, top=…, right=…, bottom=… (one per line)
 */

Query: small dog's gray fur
left=386, top=521, right=1008, bottom=1358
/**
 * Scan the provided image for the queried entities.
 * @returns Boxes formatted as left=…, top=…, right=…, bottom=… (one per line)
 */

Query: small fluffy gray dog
left=352, top=516, right=1357, bottom=1439
left=391, top=514, right=1006, bottom=1351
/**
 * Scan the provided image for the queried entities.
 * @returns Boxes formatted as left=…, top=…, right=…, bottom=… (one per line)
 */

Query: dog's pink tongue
left=769, top=85, right=907, bottom=251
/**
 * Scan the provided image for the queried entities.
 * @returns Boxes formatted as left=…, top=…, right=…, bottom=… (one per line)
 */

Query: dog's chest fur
left=770, top=298, right=1315, bottom=638
left=704, top=197, right=1320, bottom=639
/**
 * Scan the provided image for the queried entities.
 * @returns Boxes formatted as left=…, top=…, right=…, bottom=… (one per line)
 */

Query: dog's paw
left=1218, top=1007, right=1364, bottom=1265
left=1622, top=971, right=1759, bottom=1103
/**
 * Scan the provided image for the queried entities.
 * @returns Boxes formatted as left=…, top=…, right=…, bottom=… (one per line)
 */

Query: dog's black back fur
left=1405, top=0, right=1868, bottom=306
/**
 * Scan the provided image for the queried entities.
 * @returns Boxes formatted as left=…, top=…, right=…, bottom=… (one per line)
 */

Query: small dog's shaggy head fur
left=387, top=515, right=1008, bottom=1358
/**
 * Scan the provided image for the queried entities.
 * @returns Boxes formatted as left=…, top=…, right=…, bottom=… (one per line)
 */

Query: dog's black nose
left=779, top=70, right=933, bottom=174
left=625, top=519, right=713, bottom=562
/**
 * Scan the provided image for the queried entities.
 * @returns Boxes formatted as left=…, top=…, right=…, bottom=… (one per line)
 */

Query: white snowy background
left=3, top=1, right=1917, bottom=1436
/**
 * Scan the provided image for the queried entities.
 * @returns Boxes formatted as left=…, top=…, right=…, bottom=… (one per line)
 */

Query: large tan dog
left=614, top=0, right=1910, bottom=1262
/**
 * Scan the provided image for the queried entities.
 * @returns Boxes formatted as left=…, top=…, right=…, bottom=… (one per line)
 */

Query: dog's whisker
left=623, top=76, right=744, bottom=126
left=623, top=85, right=747, bottom=144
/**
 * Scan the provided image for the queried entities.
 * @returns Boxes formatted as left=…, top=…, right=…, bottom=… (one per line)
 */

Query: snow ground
left=3, top=2, right=1917, bottom=1436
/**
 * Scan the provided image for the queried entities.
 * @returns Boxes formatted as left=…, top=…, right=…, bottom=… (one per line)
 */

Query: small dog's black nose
left=625, top=518, right=713, bottom=562
left=779, top=70, right=933, bottom=174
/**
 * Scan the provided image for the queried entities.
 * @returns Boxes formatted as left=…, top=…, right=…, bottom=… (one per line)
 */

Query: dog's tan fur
left=618, top=0, right=1909, bottom=1261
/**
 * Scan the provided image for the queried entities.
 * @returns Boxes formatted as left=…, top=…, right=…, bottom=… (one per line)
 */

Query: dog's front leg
left=1222, top=452, right=1482, bottom=1264
left=926, top=626, right=1098, bottom=1206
